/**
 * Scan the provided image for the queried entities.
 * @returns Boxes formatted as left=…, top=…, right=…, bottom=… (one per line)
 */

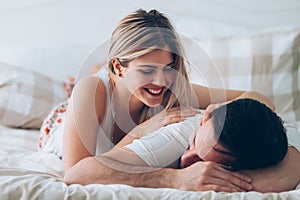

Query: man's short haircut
left=211, top=98, right=287, bottom=171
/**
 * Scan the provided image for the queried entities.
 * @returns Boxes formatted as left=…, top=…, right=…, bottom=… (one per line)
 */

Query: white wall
left=1, top=0, right=300, bottom=80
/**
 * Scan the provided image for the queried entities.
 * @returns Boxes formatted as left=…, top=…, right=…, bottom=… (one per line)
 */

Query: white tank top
left=93, top=66, right=116, bottom=155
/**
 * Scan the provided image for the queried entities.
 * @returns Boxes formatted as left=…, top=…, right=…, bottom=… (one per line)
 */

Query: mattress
left=1, top=124, right=300, bottom=199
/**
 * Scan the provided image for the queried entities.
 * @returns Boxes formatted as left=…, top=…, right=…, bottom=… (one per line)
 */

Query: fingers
left=211, top=164, right=253, bottom=191
left=168, top=106, right=199, bottom=113
left=205, top=174, right=251, bottom=192
left=193, top=161, right=252, bottom=191
left=182, top=162, right=253, bottom=192
left=202, top=178, right=246, bottom=192
left=202, top=103, right=226, bottom=124
left=216, top=165, right=252, bottom=183
left=202, top=105, right=214, bottom=124
left=166, top=107, right=200, bottom=117
left=163, top=116, right=186, bottom=126
left=162, top=107, right=200, bottom=126
left=153, top=106, right=200, bottom=127
left=202, top=111, right=211, bottom=124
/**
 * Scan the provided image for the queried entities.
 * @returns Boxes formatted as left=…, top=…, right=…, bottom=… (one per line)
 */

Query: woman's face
left=120, top=48, right=176, bottom=107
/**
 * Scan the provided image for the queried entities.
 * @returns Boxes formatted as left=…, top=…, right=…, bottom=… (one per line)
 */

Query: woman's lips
left=144, top=87, right=164, bottom=96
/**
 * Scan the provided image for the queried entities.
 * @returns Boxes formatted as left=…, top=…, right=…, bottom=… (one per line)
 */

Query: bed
left=0, top=124, right=300, bottom=199
left=1, top=0, right=300, bottom=199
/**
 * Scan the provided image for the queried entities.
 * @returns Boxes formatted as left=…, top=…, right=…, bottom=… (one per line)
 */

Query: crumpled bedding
left=0, top=125, right=300, bottom=200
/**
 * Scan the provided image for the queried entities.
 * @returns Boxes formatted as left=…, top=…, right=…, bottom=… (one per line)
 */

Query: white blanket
left=1, top=125, right=300, bottom=199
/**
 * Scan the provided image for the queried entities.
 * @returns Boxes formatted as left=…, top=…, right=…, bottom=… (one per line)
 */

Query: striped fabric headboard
left=184, top=28, right=300, bottom=122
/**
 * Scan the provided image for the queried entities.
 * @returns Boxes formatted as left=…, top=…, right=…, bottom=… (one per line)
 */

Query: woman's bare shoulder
left=72, top=76, right=107, bottom=122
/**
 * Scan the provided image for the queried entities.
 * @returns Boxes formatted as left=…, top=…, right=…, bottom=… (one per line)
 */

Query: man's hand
left=176, top=161, right=253, bottom=192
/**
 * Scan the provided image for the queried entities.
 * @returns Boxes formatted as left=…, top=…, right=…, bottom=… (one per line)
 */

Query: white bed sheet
left=1, top=124, right=300, bottom=200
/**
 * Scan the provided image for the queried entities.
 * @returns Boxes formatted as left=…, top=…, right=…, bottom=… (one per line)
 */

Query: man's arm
left=242, top=146, right=300, bottom=193
left=63, top=155, right=252, bottom=192
left=63, top=156, right=176, bottom=188
left=242, top=121, right=300, bottom=193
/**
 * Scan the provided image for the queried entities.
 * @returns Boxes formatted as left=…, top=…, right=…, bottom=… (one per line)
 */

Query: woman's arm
left=191, top=84, right=275, bottom=110
left=63, top=77, right=106, bottom=172
left=115, top=107, right=199, bottom=148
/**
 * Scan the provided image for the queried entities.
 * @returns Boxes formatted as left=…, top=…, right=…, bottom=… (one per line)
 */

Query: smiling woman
left=115, top=49, right=176, bottom=108
left=38, top=8, right=199, bottom=169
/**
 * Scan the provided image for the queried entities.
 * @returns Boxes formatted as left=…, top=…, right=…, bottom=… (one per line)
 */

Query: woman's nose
left=152, top=71, right=168, bottom=86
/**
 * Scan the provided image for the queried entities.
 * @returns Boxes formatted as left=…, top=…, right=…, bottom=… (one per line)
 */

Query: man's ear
left=111, top=59, right=123, bottom=76
left=180, top=150, right=202, bottom=168
left=199, top=117, right=207, bottom=126
left=199, top=117, right=203, bottom=126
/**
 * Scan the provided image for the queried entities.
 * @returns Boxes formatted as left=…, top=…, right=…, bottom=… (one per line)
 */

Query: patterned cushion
left=0, top=63, right=65, bottom=129
left=184, top=28, right=300, bottom=122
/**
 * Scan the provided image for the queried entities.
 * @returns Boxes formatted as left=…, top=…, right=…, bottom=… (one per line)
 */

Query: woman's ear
left=111, top=59, right=123, bottom=77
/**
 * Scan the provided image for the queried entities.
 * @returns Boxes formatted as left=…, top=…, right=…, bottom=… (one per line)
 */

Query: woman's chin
left=142, top=97, right=164, bottom=107
left=144, top=101, right=162, bottom=108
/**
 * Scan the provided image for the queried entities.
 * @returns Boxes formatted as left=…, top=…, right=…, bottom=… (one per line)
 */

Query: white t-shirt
left=126, top=114, right=300, bottom=168
left=126, top=114, right=200, bottom=168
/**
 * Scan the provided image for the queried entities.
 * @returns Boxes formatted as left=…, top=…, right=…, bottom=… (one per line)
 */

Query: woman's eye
left=164, top=66, right=175, bottom=72
left=140, top=70, right=154, bottom=75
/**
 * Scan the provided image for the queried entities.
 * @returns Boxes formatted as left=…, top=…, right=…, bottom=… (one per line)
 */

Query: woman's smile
left=121, top=48, right=175, bottom=107
left=144, top=87, right=164, bottom=96
left=139, top=85, right=167, bottom=106
left=146, top=88, right=163, bottom=95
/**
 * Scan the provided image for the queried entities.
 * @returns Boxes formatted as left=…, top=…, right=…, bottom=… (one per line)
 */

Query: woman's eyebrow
left=138, top=61, right=174, bottom=68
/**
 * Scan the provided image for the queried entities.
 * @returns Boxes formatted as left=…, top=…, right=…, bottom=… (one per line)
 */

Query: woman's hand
left=133, top=106, right=200, bottom=138
left=201, top=103, right=227, bottom=125
left=176, top=161, right=253, bottom=192
left=116, top=106, right=199, bottom=148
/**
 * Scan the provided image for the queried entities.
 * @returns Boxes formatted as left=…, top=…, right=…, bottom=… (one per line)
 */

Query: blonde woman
left=40, top=9, right=277, bottom=191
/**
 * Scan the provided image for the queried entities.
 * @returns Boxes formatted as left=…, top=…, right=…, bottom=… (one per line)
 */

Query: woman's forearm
left=237, top=91, right=275, bottom=111
left=115, top=106, right=199, bottom=148
left=115, top=126, right=146, bottom=148
left=115, top=134, right=137, bottom=148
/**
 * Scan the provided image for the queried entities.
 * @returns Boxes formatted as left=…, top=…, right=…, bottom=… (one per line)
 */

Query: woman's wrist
left=130, top=124, right=147, bottom=139
left=237, top=91, right=275, bottom=111
left=115, top=126, right=145, bottom=148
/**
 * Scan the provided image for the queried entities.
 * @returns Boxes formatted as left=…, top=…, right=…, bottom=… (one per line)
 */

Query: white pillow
left=184, top=28, right=300, bottom=122
left=0, top=63, right=65, bottom=129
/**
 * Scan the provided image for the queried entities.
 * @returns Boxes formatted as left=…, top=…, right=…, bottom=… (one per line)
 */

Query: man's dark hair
left=211, top=98, right=287, bottom=171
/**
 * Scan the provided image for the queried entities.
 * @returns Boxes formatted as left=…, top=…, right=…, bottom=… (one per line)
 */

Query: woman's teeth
left=148, top=88, right=162, bottom=94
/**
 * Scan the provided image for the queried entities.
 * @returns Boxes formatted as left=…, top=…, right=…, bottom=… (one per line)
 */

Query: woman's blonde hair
left=108, top=9, right=195, bottom=123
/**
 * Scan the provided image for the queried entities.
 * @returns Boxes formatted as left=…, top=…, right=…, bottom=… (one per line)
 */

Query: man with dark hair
left=65, top=99, right=300, bottom=192
left=181, top=98, right=288, bottom=171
